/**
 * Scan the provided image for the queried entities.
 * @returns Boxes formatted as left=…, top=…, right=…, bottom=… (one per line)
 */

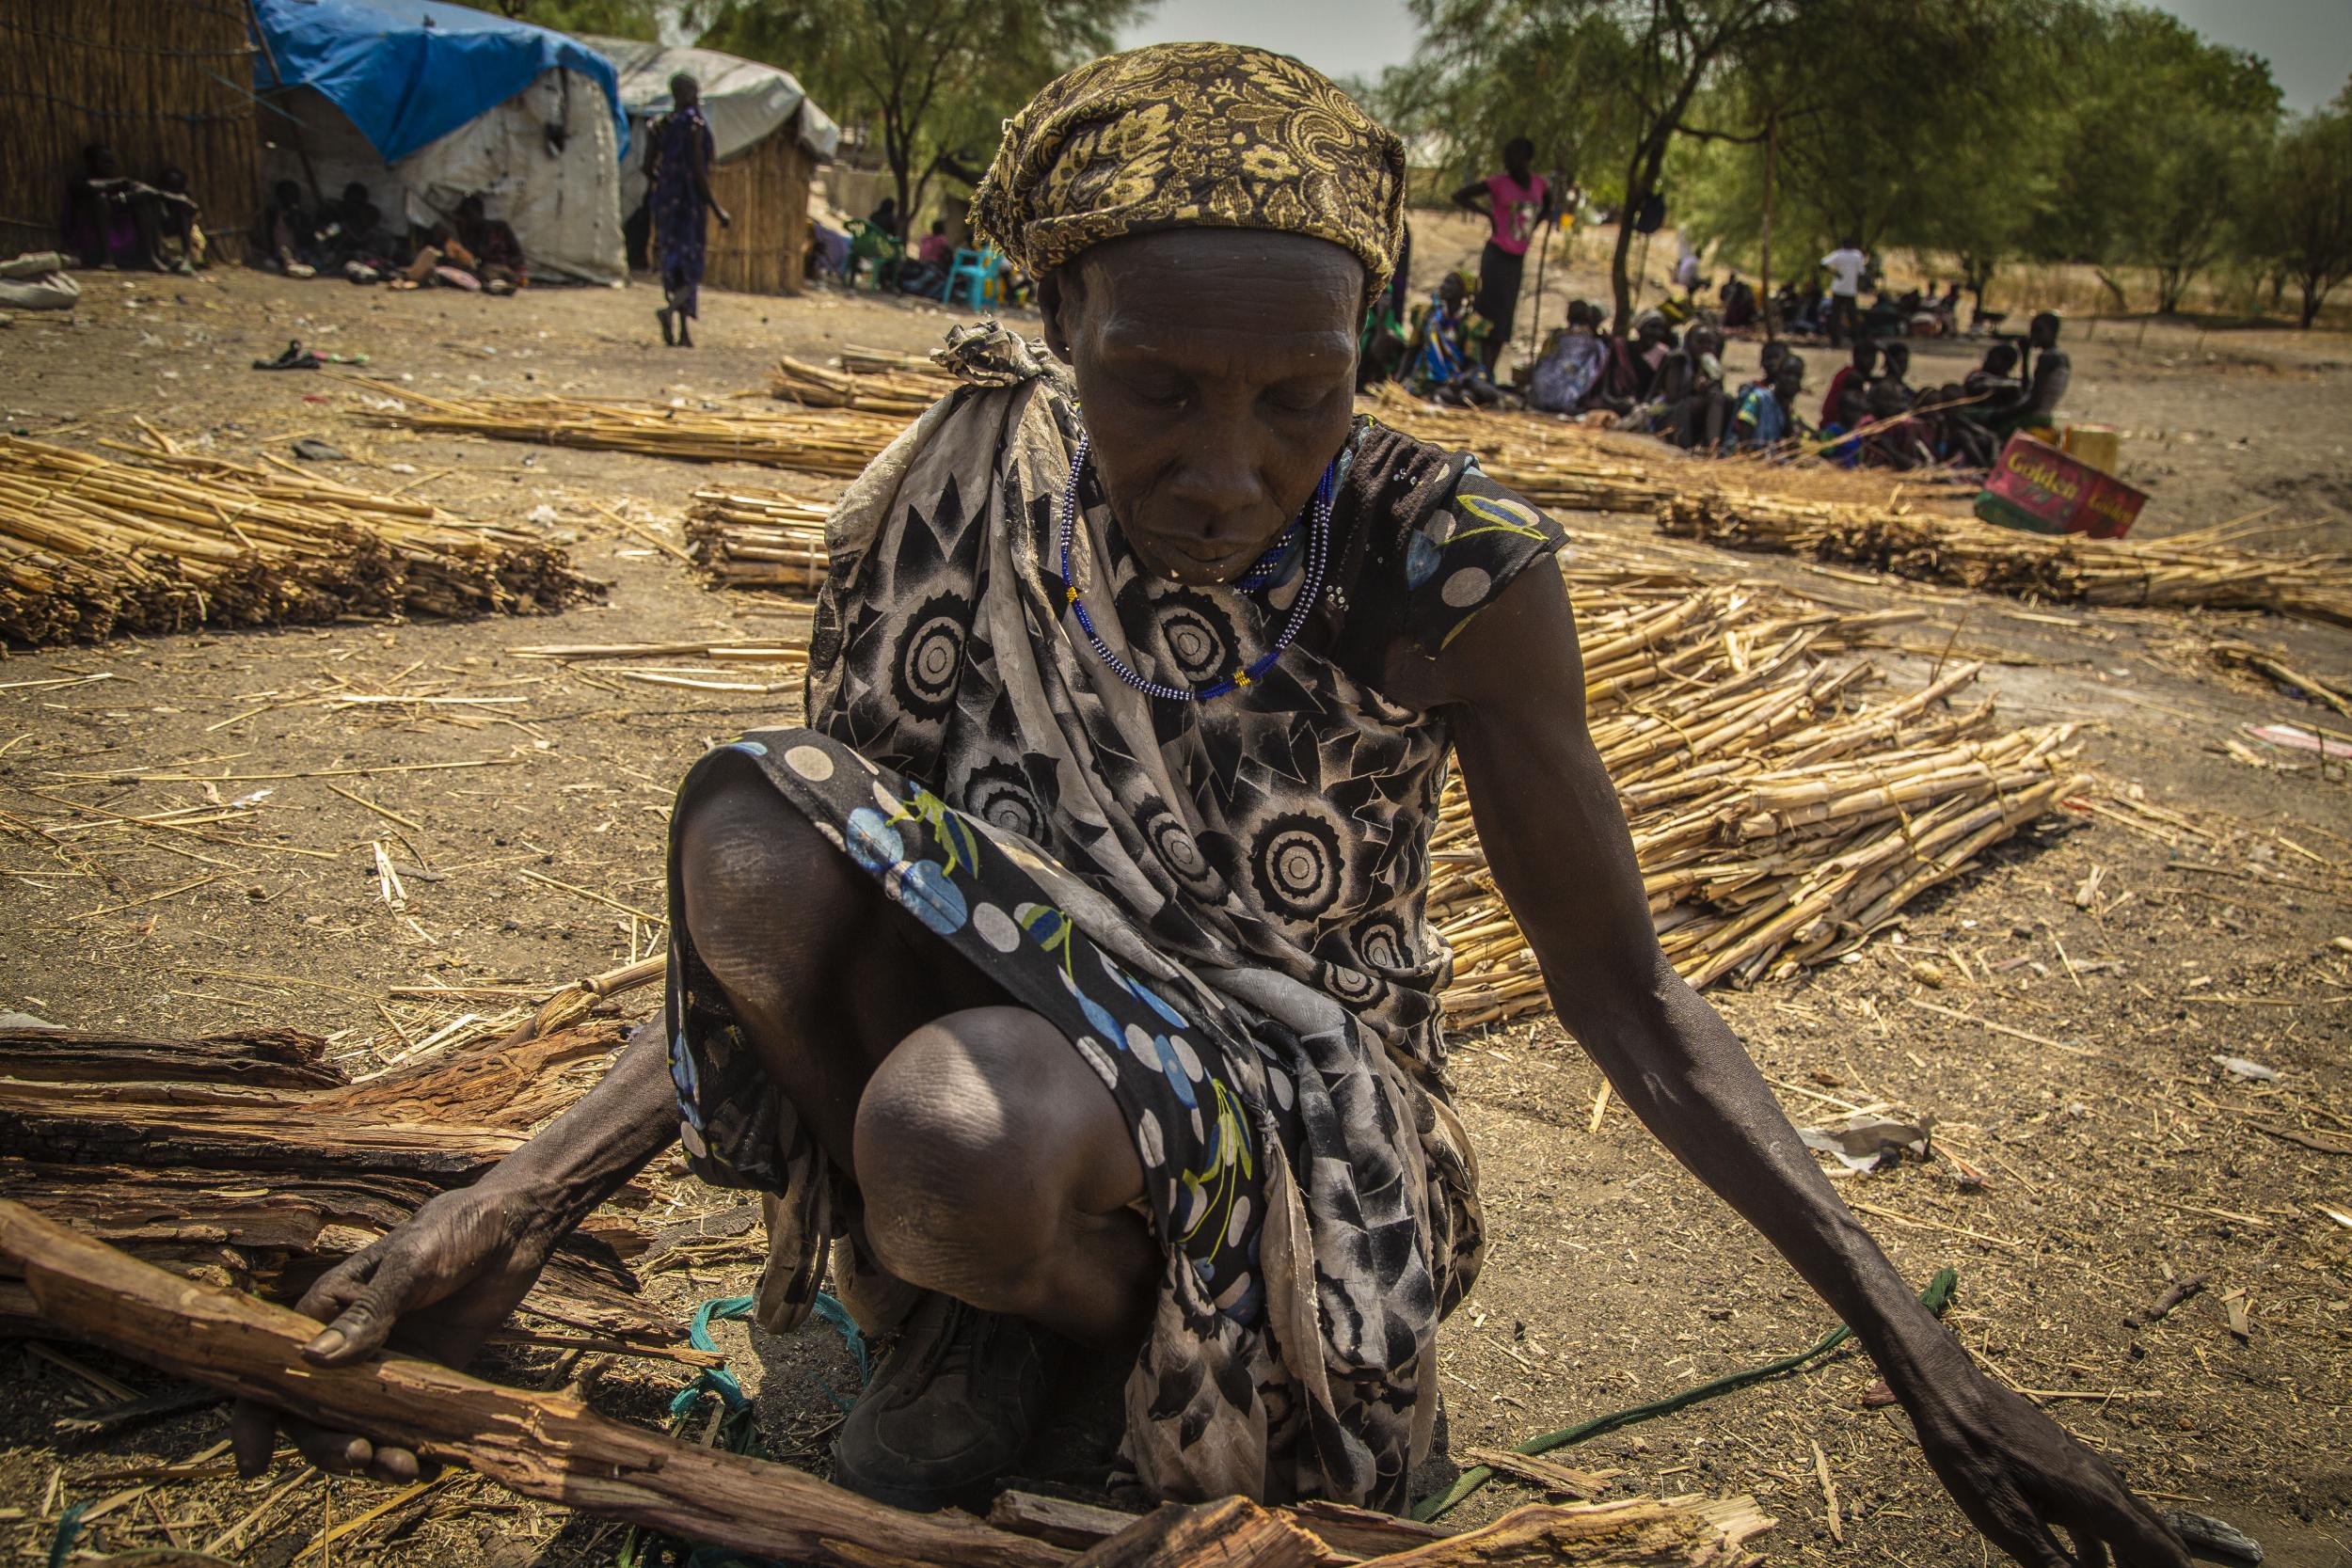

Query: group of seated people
left=63, top=146, right=206, bottom=274
left=1499, top=299, right=2071, bottom=471
left=60, top=146, right=527, bottom=294
left=1778, top=278, right=1968, bottom=341
left=262, top=182, right=526, bottom=293
left=1813, top=312, right=2071, bottom=470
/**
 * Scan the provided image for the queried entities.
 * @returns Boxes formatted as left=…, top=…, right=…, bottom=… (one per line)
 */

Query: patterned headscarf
left=971, top=42, right=1406, bottom=291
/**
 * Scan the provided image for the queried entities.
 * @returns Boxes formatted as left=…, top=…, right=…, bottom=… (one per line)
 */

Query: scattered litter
left=2244, top=723, right=2352, bottom=761
left=250, top=340, right=321, bottom=372
left=2212, top=1055, right=2279, bottom=1083
left=2163, top=1510, right=2264, bottom=1566
left=290, top=437, right=347, bottom=462
left=1798, top=1112, right=1934, bottom=1174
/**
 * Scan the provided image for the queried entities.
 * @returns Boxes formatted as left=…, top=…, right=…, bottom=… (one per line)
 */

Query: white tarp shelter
left=253, top=0, right=629, bottom=283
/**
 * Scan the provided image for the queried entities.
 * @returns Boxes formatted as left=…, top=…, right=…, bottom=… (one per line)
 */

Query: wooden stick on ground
left=0, top=1200, right=1061, bottom=1568
left=0, top=1203, right=1771, bottom=1567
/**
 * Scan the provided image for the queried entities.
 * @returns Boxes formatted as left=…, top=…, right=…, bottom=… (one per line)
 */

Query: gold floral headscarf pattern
left=971, top=42, right=1406, bottom=290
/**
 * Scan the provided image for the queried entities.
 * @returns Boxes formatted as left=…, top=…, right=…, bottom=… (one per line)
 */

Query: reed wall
left=0, top=0, right=262, bottom=261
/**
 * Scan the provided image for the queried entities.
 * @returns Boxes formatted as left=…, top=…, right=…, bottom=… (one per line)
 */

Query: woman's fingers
left=303, top=1255, right=422, bottom=1364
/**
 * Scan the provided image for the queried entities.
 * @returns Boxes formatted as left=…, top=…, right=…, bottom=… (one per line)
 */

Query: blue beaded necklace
left=1057, top=435, right=1333, bottom=703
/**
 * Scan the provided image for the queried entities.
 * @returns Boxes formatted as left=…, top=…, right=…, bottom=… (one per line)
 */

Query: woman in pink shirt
left=1453, top=135, right=1553, bottom=373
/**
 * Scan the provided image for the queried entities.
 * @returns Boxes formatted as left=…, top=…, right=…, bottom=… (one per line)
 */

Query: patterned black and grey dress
left=663, top=328, right=1566, bottom=1510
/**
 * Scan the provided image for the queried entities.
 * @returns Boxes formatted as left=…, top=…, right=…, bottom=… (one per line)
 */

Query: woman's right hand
left=230, top=1180, right=551, bottom=1483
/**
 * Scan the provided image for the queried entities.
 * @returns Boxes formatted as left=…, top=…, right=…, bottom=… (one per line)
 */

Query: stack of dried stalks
left=1659, top=491, right=2352, bottom=627
left=687, top=485, right=832, bottom=590
left=0, top=436, right=597, bottom=645
left=1433, top=570, right=2082, bottom=1022
left=355, top=377, right=906, bottom=477
left=772, top=354, right=951, bottom=416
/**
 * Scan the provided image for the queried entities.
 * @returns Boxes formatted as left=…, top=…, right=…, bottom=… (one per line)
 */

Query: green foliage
left=689, top=0, right=1147, bottom=228
left=446, top=0, right=662, bottom=40
left=2252, top=103, right=2352, bottom=327
left=1406, top=0, right=2310, bottom=325
left=2030, top=3, right=2280, bottom=311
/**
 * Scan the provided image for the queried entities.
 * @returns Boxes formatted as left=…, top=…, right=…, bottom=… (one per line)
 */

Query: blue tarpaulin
left=250, top=0, right=629, bottom=165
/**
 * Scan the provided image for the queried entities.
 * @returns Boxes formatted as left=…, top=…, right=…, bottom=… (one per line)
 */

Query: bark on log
left=0, top=1078, right=525, bottom=1180
left=320, top=1021, right=627, bottom=1130
left=1361, top=1499, right=1770, bottom=1566
left=0, top=1026, right=345, bottom=1091
left=1069, top=1498, right=1335, bottom=1568
left=0, top=1201, right=1067, bottom=1568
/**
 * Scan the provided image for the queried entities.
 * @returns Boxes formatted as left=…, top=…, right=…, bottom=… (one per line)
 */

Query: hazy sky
left=1119, top=0, right=2351, bottom=112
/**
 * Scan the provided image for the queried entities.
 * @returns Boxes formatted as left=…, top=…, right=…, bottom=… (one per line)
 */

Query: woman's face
left=1042, top=230, right=1363, bottom=588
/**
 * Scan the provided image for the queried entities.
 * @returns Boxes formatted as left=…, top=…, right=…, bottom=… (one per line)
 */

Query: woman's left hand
left=717, top=207, right=734, bottom=230
left=1903, top=1356, right=2188, bottom=1567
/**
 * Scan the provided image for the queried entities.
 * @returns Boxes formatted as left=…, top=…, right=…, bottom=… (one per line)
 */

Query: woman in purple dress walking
left=651, top=73, right=731, bottom=348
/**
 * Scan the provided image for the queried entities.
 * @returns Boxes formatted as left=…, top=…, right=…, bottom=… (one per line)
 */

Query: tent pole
left=244, top=0, right=326, bottom=207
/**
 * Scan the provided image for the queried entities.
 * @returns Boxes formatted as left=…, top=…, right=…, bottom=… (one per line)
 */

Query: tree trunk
left=1758, top=113, right=1776, bottom=342
left=2302, top=278, right=2322, bottom=328
left=0, top=1025, right=343, bottom=1091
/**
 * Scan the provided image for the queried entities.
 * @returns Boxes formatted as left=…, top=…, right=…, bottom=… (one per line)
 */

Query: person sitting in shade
left=1633, top=323, right=1730, bottom=451
left=1527, top=299, right=1610, bottom=415
left=63, top=146, right=187, bottom=273
left=1984, top=313, right=2071, bottom=438
left=1856, top=377, right=1933, bottom=470
left=1406, top=271, right=1502, bottom=405
left=1719, top=271, right=1756, bottom=331
left=1819, top=341, right=1879, bottom=430
left=262, top=181, right=326, bottom=278
left=898, top=221, right=957, bottom=298
left=1729, top=352, right=1806, bottom=453
left=319, top=182, right=399, bottom=283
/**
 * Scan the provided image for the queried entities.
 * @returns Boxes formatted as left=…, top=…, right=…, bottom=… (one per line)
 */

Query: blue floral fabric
left=668, top=727, right=1302, bottom=1323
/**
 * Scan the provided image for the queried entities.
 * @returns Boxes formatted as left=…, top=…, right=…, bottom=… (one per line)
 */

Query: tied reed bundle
left=1659, top=493, right=2352, bottom=627
left=686, top=487, right=831, bottom=590
left=355, top=378, right=908, bottom=478
left=0, top=436, right=597, bottom=646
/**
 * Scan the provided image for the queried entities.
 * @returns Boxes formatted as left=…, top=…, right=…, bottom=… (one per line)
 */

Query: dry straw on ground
left=371, top=361, right=2347, bottom=626
left=0, top=436, right=597, bottom=645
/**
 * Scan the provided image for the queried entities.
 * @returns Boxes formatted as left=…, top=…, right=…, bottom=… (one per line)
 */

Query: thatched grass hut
left=0, top=0, right=261, bottom=261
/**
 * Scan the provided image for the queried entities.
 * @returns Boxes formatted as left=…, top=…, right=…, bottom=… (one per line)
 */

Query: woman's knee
left=675, top=751, right=860, bottom=989
left=852, top=1009, right=1133, bottom=1291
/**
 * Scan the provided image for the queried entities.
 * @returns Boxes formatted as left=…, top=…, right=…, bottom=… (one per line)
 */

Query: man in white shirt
left=1820, top=235, right=1867, bottom=347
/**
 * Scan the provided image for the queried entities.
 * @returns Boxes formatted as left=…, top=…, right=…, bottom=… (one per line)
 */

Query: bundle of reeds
left=686, top=485, right=832, bottom=590
left=771, top=355, right=951, bottom=417
left=1659, top=491, right=2352, bottom=627
left=0, top=436, right=597, bottom=646
left=355, top=379, right=907, bottom=477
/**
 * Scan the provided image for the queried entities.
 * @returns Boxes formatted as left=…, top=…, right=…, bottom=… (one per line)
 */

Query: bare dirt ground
left=3, top=252, right=2349, bottom=1568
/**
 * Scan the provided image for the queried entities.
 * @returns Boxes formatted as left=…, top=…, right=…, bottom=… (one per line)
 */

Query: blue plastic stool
left=939, top=246, right=998, bottom=309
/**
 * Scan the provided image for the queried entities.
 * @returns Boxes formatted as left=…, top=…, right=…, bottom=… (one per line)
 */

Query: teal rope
left=1412, top=1265, right=1961, bottom=1522
left=617, top=1291, right=869, bottom=1568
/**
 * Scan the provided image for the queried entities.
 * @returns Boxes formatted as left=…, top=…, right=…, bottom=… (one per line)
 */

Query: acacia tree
left=2029, top=4, right=2280, bottom=313
left=695, top=0, right=1145, bottom=235
left=1409, top=0, right=1812, bottom=331
left=2255, top=101, right=2352, bottom=328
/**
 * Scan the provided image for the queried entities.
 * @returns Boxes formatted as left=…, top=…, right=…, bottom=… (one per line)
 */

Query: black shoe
left=832, top=1291, right=1059, bottom=1513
